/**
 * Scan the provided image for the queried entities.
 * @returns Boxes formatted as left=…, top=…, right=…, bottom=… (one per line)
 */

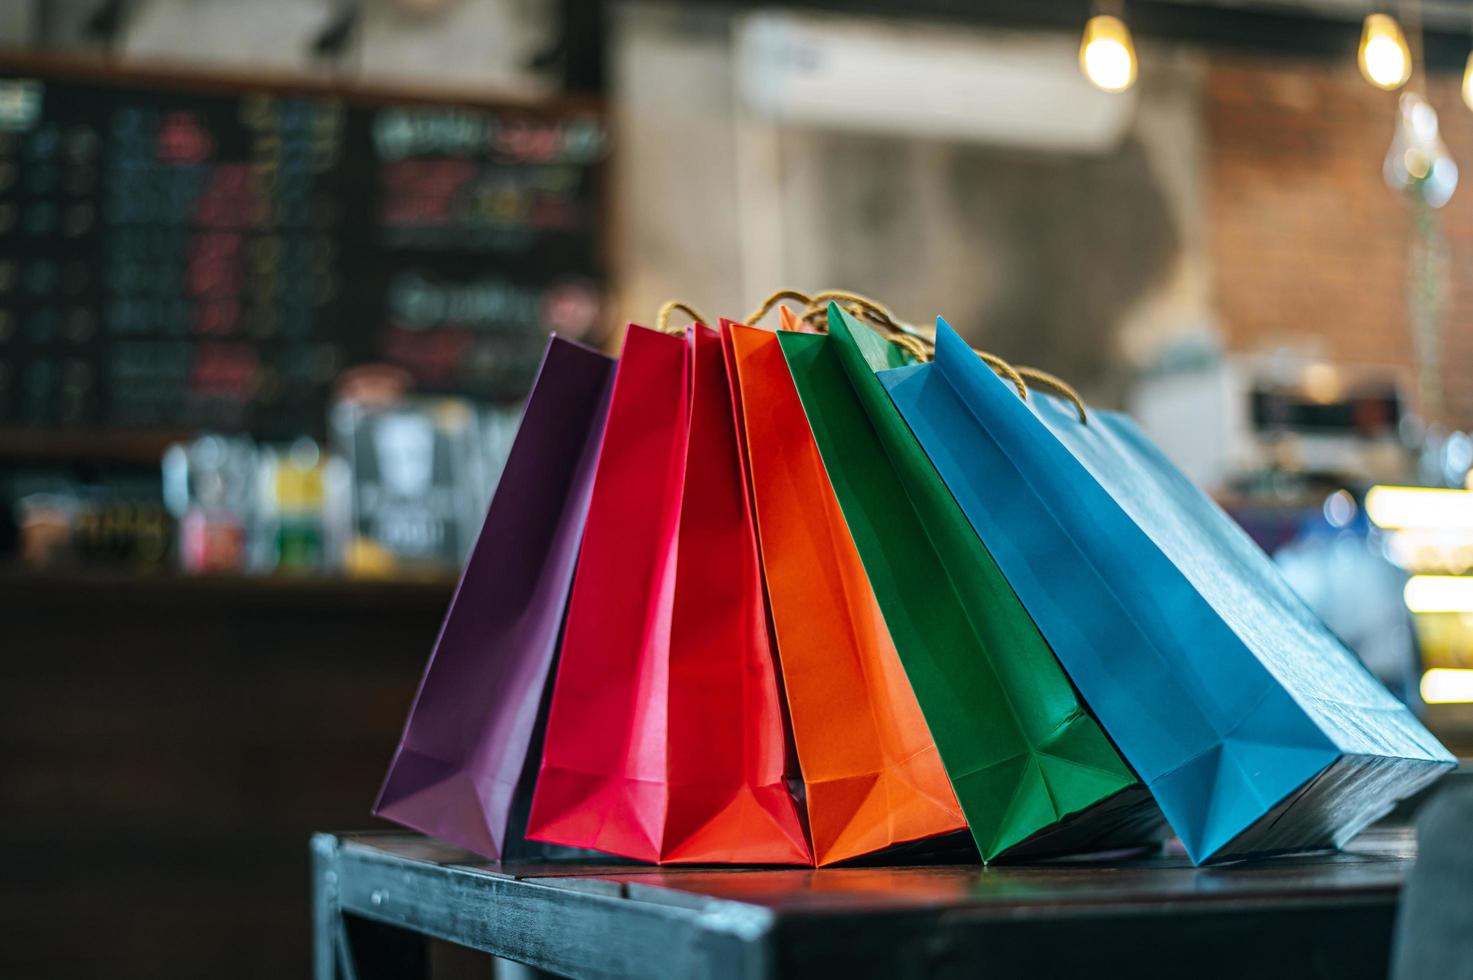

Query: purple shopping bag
left=374, top=335, right=615, bottom=859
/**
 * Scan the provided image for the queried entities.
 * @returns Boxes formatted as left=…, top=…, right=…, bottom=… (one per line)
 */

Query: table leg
left=314, top=834, right=431, bottom=980
left=495, top=958, right=560, bottom=979
left=311, top=834, right=341, bottom=980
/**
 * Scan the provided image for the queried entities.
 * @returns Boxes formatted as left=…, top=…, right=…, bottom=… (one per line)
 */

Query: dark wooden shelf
left=0, top=426, right=194, bottom=466
left=0, top=564, right=456, bottom=611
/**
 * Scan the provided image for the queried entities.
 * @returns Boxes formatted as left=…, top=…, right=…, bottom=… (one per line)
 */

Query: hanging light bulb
left=1079, top=13, right=1138, bottom=94
left=1359, top=13, right=1413, bottom=90
left=1385, top=91, right=1458, bottom=206
left=1465, top=0, right=1473, bottom=112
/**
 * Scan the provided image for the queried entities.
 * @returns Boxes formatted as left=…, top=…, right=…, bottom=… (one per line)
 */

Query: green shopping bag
left=778, top=302, right=1164, bottom=860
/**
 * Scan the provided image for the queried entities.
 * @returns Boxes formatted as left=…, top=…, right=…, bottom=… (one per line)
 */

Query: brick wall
left=1207, top=55, right=1473, bottom=427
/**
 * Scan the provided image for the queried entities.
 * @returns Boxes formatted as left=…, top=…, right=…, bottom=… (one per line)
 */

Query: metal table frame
left=311, top=830, right=1415, bottom=979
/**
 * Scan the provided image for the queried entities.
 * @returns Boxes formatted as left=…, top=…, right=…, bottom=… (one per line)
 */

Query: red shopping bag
left=526, top=320, right=811, bottom=864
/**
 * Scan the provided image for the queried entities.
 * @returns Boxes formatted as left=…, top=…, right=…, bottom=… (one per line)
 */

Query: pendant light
left=1359, top=12, right=1413, bottom=89
left=1462, top=4, right=1473, bottom=111
left=1385, top=92, right=1459, bottom=207
left=1079, top=2, right=1138, bottom=94
left=1379, top=0, right=1456, bottom=207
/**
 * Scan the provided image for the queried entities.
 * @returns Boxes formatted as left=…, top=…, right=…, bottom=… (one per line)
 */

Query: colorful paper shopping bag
left=725, top=316, right=965, bottom=865
left=880, top=316, right=1454, bottom=864
left=778, top=303, right=1163, bottom=861
left=375, top=336, right=615, bottom=859
left=527, top=321, right=811, bottom=864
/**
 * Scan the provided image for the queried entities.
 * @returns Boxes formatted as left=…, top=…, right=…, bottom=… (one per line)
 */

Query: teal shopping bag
left=879, top=317, right=1453, bottom=863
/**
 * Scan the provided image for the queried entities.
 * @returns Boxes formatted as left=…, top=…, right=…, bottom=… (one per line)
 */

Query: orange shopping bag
left=723, top=307, right=965, bottom=865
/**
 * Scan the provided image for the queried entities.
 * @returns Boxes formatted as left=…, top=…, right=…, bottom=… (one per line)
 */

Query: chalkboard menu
left=0, top=61, right=608, bottom=439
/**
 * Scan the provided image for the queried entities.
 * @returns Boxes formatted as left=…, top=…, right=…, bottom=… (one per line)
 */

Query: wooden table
left=311, top=828, right=1416, bottom=979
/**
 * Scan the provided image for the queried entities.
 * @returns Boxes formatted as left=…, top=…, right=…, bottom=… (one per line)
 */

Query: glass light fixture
left=1384, top=91, right=1458, bottom=207
left=1464, top=52, right=1473, bottom=111
left=1404, top=575, right=1473, bottom=613
left=1079, top=13, right=1138, bottom=94
left=1359, top=13, right=1413, bottom=90
left=1367, top=485, right=1473, bottom=529
left=1421, top=668, right=1473, bottom=704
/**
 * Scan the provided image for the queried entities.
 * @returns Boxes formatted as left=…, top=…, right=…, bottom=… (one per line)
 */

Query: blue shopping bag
left=879, top=317, right=1454, bottom=864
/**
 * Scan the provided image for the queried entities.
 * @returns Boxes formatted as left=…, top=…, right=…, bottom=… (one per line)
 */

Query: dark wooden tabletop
left=312, top=827, right=1415, bottom=979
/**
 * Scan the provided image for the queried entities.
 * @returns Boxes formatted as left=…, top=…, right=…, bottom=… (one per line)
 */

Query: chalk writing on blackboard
left=0, top=67, right=607, bottom=436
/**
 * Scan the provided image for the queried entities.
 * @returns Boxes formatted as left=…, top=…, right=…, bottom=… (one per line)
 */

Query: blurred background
left=6, top=0, right=1473, bottom=976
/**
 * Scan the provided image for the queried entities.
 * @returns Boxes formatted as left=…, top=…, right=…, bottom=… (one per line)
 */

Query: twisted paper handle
left=810, top=294, right=1029, bottom=399
left=971, top=349, right=1028, bottom=402
left=801, top=290, right=907, bottom=333
left=744, top=287, right=1087, bottom=422
left=1013, top=366, right=1088, bottom=423
left=655, top=299, right=708, bottom=335
left=745, top=288, right=814, bottom=326
left=964, top=353, right=1085, bottom=422
left=793, top=290, right=935, bottom=362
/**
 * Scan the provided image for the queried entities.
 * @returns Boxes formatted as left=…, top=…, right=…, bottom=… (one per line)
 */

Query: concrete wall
left=612, top=4, right=1212, bottom=405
